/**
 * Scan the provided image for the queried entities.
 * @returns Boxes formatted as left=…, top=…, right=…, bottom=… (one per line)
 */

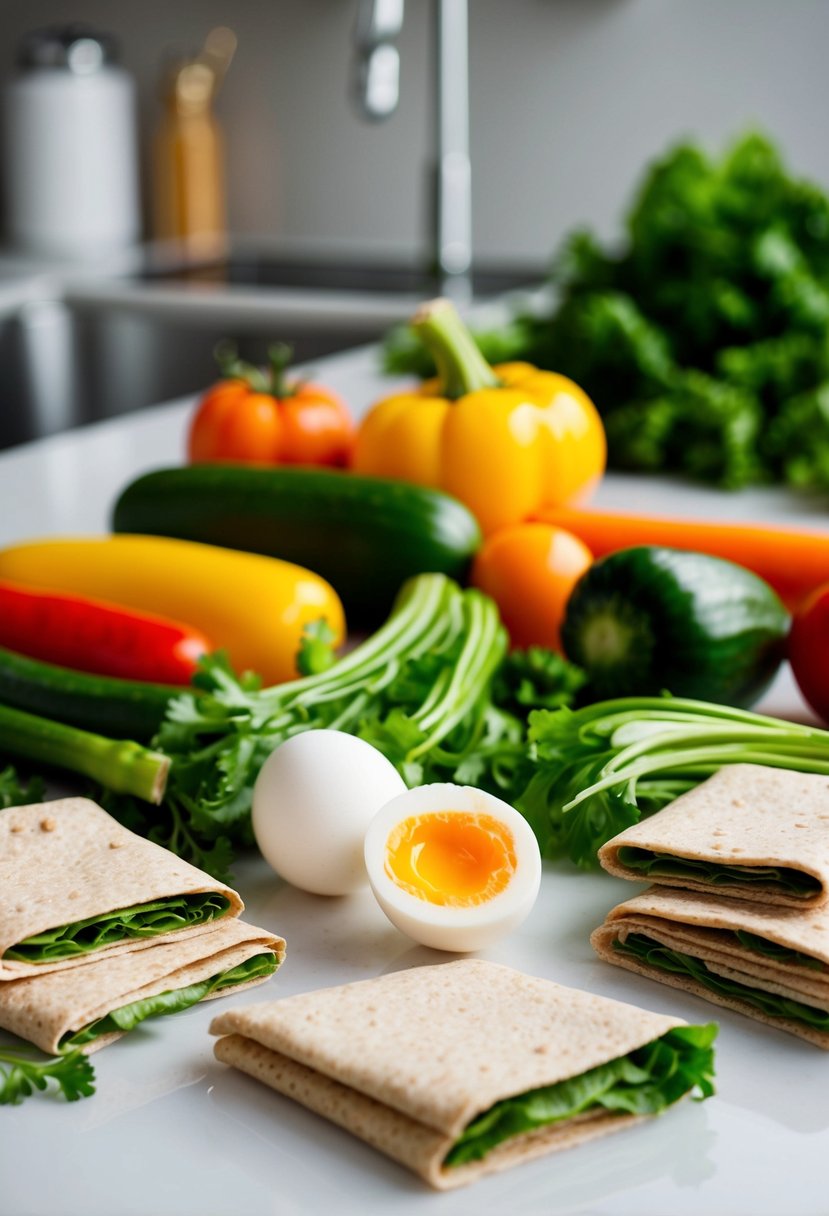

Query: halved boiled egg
left=364, top=783, right=541, bottom=952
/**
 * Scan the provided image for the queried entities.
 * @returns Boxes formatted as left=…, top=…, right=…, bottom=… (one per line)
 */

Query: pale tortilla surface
left=211, top=958, right=684, bottom=1189
left=0, top=798, right=243, bottom=979
left=0, top=917, right=285, bottom=1055
left=592, top=885, right=829, bottom=1048
left=599, top=765, right=829, bottom=907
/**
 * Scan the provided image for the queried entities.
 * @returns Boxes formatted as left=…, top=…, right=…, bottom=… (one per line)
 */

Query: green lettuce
left=444, top=1023, right=716, bottom=1168
left=735, top=931, right=825, bottom=971
left=615, top=934, right=829, bottom=1029
left=616, top=846, right=821, bottom=898
left=60, top=951, right=277, bottom=1050
left=6, top=892, right=231, bottom=963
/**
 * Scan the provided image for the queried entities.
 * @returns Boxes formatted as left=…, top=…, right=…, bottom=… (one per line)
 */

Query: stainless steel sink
left=0, top=250, right=545, bottom=449
left=139, top=252, right=543, bottom=298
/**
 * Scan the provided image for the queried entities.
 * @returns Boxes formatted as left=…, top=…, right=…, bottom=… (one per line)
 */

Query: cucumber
left=0, top=647, right=175, bottom=741
left=112, top=465, right=482, bottom=626
left=560, top=546, right=789, bottom=707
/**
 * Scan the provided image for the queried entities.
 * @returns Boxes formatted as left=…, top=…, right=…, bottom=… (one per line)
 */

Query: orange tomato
left=188, top=381, right=282, bottom=463
left=187, top=345, right=354, bottom=467
left=472, top=523, right=593, bottom=651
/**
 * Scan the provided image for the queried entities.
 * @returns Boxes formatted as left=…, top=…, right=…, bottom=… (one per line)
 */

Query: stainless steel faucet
left=352, top=0, right=472, bottom=300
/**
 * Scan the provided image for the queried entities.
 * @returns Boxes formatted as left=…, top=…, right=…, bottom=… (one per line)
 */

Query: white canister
left=3, top=24, right=141, bottom=259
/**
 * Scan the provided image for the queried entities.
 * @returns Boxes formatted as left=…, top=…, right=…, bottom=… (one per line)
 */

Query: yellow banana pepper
left=353, top=299, right=606, bottom=535
left=0, top=535, right=345, bottom=686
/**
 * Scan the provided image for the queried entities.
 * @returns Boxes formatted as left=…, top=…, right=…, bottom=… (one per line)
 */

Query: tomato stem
left=213, top=340, right=269, bottom=394
left=268, top=343, right=300, bottom=399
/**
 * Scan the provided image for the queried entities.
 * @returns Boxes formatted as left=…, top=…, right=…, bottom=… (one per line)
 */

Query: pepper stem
left=412, top=299, right=499, bottom=399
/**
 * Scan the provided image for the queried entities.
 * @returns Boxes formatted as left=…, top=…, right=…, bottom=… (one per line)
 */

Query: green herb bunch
left=103, top=575, right=583, bottom=880
left=387, top=132, right=829, bottom=491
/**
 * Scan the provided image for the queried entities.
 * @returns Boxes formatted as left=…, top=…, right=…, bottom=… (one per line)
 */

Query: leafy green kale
left=0, top=1045, right=95, bottom=1106
left=445, top=1023, right=717, bottom=1167
left=383, top=131, right=829, bottom=491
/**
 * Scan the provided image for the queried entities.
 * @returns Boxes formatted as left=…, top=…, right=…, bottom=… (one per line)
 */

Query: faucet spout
left=433, top=0, right=471, bottom=299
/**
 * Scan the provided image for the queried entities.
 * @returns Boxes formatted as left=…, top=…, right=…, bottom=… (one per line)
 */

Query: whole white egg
left=252, top=729, right=407, bottom=896
left=364, top=783, right=541, bottom=952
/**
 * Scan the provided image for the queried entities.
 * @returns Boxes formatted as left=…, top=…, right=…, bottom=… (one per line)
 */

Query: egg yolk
left=384, top=811, right=517, bottom=906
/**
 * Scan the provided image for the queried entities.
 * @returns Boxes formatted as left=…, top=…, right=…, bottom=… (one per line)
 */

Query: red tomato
left=788, top=583, right=829, bottom=721
left=471, top=522, right=593, bottom=651
left=280, top=383, right=355, bottom=466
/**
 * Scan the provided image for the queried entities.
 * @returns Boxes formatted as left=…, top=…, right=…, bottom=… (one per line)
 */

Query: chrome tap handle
left=351, top=0, right=405, bottom=121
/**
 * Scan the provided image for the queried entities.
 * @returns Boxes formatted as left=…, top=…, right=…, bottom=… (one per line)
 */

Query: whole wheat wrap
left=0, top=917, right=285, bottom=1055
left=592, top=885, right=829, bottom=1048
left=598, top=765, right=829, bottom=907
left=0, top=798, right=243, bottom=979
left=210, top=959, right=693, bottom=1190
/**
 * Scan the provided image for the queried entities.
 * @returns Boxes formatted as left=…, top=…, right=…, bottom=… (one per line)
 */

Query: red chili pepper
left=0, top=580, right=213, bottom=684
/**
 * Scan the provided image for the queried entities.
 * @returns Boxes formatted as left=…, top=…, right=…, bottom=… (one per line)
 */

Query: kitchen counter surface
left=2, top=340, right=829, bottom=1216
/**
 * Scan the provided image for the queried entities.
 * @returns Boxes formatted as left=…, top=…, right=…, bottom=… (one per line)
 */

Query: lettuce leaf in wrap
left=6, top=893, right=231, bottom=963
left=445, top=1023, right=717, bottom=1167
left=615, top=934, right=829, bottom=1030
left=61, top=952, right=277, bottom=1050
left=616, top=847, right=821, bottom=899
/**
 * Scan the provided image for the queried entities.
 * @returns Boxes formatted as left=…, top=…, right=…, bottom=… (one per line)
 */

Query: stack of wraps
left=210, top=959, right=716, bottom=1190
left=0, top=797, right=284, bottom=1056
left=592, top=764, right=829, bottom=1047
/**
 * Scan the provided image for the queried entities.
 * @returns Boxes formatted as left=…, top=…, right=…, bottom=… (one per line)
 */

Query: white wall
left=2, top=0, right=829, bottom=263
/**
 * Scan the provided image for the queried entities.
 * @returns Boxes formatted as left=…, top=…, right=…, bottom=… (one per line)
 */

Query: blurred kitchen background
left=1, top=0, right=829, bottom=447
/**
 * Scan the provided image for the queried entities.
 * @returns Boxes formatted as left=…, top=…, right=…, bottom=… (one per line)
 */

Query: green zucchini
left=560, top=546, right=788, bottom=707
left=0, top=647, right=175, bottom=741
left=112, top=465, right=482, bottom=625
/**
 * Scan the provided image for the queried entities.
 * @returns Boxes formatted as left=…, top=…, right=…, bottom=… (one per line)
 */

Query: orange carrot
left=534, top=505, right=829, bottom=610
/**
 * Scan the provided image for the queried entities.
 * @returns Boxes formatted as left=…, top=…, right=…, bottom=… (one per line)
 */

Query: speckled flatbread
left=210, top=959, right=687, bottom=1190
left=598, top=765, right=829, bottom=907
left=0, top=798, right=243, bottom=979
left=0, top=917, right=285, bottom=1055
left=591, top=885, right=829, bottom=1048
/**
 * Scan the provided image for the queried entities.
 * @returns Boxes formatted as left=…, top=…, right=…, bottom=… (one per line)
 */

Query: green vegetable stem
left=520, top=696, right=829, bottom=867
left=99, top=574, right=582, bottom=879
left=0, top=703, right=169, bottom=804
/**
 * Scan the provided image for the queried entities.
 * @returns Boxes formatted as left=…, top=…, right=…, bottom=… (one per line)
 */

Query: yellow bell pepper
left=353, top=299, right=606, bottom=535
left=0, top=535, right=345, bottom=686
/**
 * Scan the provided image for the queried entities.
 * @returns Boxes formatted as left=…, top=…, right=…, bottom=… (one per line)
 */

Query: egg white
left=252, top=729, right=407, bottom=896
left=364, top=783, right=542, bottom=952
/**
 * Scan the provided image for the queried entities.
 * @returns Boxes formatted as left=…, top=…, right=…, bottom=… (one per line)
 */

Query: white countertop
left=2, top=342, right=829, bottom=1216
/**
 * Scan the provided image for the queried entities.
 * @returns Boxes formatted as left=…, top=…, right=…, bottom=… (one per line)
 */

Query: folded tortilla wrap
left=0, top=917, right=285, bottom=1055
left=598, top=765, right=829, bottom=907
left=591, top=885, right=829, bottom=1048
left=209, top=959, right=715, bottom=1190
left=0, top=798, right=243, bottom=979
